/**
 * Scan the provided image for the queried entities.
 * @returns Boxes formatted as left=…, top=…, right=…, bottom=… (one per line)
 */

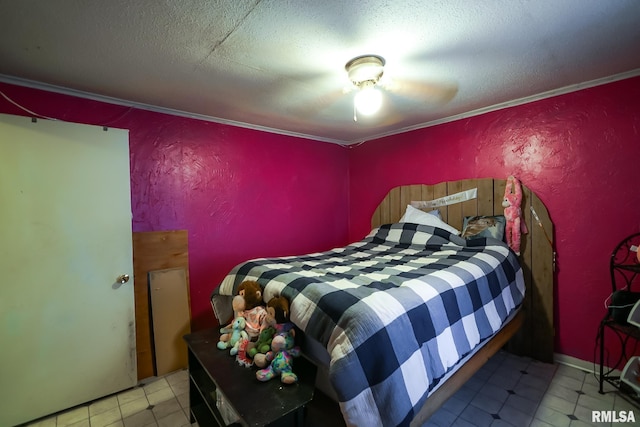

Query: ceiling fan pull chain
left=353, top=102, right=358, bottom=122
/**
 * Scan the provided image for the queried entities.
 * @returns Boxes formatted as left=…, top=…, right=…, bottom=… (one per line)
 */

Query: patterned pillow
left=461, top=215, right=506, bottom=241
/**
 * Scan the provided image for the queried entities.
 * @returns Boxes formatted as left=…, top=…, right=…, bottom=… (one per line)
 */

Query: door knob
left=116, top=274, right=130, bottom=284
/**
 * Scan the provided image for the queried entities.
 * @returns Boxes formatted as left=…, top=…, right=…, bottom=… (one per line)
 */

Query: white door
left=0, top=114, right=136, bottom=426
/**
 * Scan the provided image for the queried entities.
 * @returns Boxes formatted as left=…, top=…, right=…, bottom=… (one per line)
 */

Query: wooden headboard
left=371, top=178, right=554, bottom=363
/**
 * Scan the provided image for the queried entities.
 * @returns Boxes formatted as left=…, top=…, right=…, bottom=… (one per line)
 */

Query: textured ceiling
left=1, top=0, right=639, bottom=145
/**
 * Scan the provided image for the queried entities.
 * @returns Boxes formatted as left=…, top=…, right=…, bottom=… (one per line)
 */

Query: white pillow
left=400, top=207, right=441, bottom=221
left=399, top=204, right=461, bottom=235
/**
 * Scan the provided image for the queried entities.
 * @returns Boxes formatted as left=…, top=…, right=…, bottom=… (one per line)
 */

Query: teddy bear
left=219, top=281, right=267, bottom=347
left=263, top=295, right=290, bottom=328
left=247, top=326, right=276, bottom=359
left=502, top=175, right=528, bottom=255
left=217, top=316, right=248, bottom=356
left=249, top=295, right=293, bottom=368
left=255, top=327, right=301, bottom=384
left=245, top=294, right=291, bottom=357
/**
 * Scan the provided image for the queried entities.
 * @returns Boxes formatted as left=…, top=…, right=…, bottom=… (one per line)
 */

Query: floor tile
left=513, top=383, right=547, bottom=402
left=122, top=408, right=155, bottom=427
left=156, top=409, right=189, bottom=427
left=530, top=420, right=555, bottom=427
left=452, top=417, right=478, bottom=427
left=459, top=404, right=495, bottom=427
left=527, top=361, right=557, bottom=380
left=117, top=388, right=146, bottom=406
left=452, top=384, right=477, bottom=405
left=169, top=380, right=189, bottom=396
left=488, top=370, right=521, bottom=390
left=89, top=396, right=119, bottom=417
left=441, top=395, right=468, bottom=415
left=465, top=375, right=485, bottom=392
left=582, top=380, right=614, bottom=397
left=146, top=387, right=175, bottom=406
left=556, top=365, right=587, bottom=382
left=518, top=373, right=551, bottom=391
left=573, top=404, right=608, bottom=426
left=90, top=407, right=122, bottom=427
left=470, top=392, right=504, bottom=414
left=534, top=405, right=572, bottom=427
left=175, top=392, right=189, bottom=409
left=119, top=396, right=150, bottom=418
left=577, top=393, right=614, bottom=411
left=477, top=382, right=510, bottom=404
left=504, top=394, right=538, bottom=416
left=151, top=397, right=182, bottom=419
left=165, top=370, right=188, bottom=386
left=142, top=377, right=170, bottom=395
left=57, top=406, right=89, bottom=426
left=569, top=420, right=597, bottom=427
left=539, top=393, right=577, bottom=414
left=552, top=375, right=584, bottom=391
left=498, top=404, right=534, bottom=426
left=426, top=407, right=458, bottom=427
left=546, top=382, right=581, bottom=403
left=22, top=351, right=640, bottom=427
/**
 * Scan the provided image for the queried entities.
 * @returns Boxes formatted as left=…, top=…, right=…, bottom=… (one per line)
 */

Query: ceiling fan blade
left=382, top=79, right=458, bottom=104
left=288, top=87, right=349, bottom=118
left=376, top=95, right=406, bottom=126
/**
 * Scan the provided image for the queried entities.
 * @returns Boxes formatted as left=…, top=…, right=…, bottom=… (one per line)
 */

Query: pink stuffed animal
left=502, top=176, right=528, bottom=255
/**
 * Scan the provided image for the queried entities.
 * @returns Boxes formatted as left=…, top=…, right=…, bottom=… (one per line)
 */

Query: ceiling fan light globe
left=355, top=87, right=382, bottom=115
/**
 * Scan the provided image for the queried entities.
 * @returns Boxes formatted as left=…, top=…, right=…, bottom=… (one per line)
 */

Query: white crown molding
left=3, top=68, right=639, bottom=147
left=0, top=74, right=347, bottom=146
left=351, top=68, right=640, bottom=145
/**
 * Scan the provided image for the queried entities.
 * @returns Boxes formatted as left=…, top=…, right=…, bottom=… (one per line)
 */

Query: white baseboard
left=554, top=353, right=621, bottom=376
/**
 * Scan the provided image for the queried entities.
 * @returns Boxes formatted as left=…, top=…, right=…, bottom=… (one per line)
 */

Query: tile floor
left=24, top=370, right=193, bottom=427
left=23, top=350, right=640, bottom=427
left=424, top=351, right=639, bottom=427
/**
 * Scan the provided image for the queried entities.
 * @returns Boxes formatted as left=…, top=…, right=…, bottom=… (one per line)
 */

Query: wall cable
left=0, top=89, right=58, bottom=121
left=0, top=89, right=134, bottom=128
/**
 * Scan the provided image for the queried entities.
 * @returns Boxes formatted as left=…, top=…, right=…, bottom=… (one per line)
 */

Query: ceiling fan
left=289, top=54, right=458, bottom=123
left=344, top=54, right=458, bottom=122
left=345, top=55, right=386, bottom=118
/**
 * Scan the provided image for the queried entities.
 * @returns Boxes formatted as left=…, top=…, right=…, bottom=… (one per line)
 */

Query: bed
left=211, top=178, right=554, bottom=427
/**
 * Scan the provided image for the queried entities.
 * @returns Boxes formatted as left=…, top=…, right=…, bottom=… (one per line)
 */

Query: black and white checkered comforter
left=216, top=223, right=525, bottom=427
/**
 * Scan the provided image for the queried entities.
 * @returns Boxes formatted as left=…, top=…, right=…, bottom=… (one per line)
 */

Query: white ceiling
left=1, top=0, right=639, bottom=145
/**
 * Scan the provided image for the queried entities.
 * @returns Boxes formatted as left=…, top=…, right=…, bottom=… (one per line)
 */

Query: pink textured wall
left=0, top=82, right=350, bottom=331
left=3, top=75, right=639, bottom=363
left=348, top=76, right=640, bottom=362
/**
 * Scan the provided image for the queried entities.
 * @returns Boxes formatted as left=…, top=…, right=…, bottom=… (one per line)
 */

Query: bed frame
left=371, top=178, right=554, bottom=425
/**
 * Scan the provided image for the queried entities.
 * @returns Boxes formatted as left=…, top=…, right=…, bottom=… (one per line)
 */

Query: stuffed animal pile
left=502, top=175, right=528, bottom=255
left=216, top=281, right=300, bottom=384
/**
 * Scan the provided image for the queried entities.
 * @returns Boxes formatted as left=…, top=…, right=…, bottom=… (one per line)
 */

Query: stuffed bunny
left=502, top=175, right=528, bottom=255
